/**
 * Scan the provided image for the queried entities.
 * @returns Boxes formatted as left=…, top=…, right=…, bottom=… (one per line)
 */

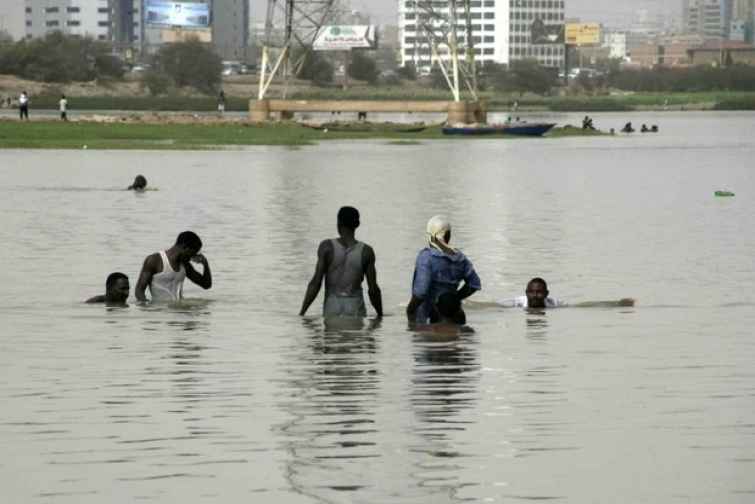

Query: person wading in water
left=300, top=206, right=383, bottom=318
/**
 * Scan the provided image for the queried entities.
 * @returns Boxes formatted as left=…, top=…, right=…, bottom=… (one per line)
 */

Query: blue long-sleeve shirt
left=411, top=247, right=481, bottom=324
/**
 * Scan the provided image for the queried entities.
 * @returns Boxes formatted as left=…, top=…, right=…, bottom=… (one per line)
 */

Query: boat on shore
left=442, top=122, right=556, bottom=137
left=301, top=122, right=428, bottom=134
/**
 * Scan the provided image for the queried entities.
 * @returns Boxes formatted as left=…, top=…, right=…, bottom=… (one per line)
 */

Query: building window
left=98, top=21, right=110, bottom=27
left=25, top=7, right=32, bottom=13
left=45, top=7, right=60, bottom=13
left=26, top=20, right=32, bottom=26
left=98, top=8, right=110, bottom=14
left=67, top=7, right=80, bottom=13
left=46, top=20, right=60, bottom=27
left=67, top=20, right=81, bottom=26
left=484, top=36, right=494, bottom=43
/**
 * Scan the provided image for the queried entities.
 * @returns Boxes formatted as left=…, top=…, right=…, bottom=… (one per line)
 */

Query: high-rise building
left=509, top=0, right=565, bottom=67
left=0, top=3, right=26, bottom=40
left=24, top=0, right=112, bottom=40
left=112, top=0, right=143, bottom=51
left=211, top=0, right=250, bottom=61
left=685, top=0, right=736, bottom=38
left=399, top=0, right=565, bottom=73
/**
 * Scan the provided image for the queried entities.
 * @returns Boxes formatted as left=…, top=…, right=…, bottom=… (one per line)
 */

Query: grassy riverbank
left=0, top=121, right=603, bottom=150
left=14, top=90, right=755, bottom=113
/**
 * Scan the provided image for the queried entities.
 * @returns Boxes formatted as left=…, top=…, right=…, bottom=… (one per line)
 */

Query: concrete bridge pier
left=249, top=99, right=487, bottom=124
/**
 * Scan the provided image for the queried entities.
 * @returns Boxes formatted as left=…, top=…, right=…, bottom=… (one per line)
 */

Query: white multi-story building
left=399, top=0, right=565, bottom=73
left=24, top=0, right=112, bottom=40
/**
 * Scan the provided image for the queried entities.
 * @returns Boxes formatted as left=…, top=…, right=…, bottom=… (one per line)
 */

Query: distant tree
left=141, top=70, right=173, bottom=96
left=0, top=30, right=13, bottom=45
left=429, top=66, right=449, bottom=90
left=0, top=32, right=122, bottom=82
left=396, top=63, right=417, bottom=81
left=152, top=37, right=222, bottom=94
left=298, top=50, right=334, bottom=86
left=348, top=50, right=379, bottom=84
left=509, top=59, right=557, bottom=95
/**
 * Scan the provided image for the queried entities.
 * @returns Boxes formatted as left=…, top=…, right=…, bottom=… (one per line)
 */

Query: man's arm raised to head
left=299, top=240, right=331, bottom=316
left=362, top=245, right=383, bottom=318
left=185, top=254, right=212, bottom=290
left=135, top=254, right=159, bottom=302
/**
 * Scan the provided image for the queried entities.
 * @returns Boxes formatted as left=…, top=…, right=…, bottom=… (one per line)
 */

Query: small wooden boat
left=301, top=122, right=428, bottom=133
left=442, top=122, right=556, bottom=137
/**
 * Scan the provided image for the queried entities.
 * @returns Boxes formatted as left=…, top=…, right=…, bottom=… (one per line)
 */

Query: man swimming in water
left=128, top=175, right=147, bottom=191
left=86, top=272, right=130, bottom=305
left=407, top=215, right=481, bottom=324
left=135, top=231, right=212, bottom=303
left=499, top=277, right=634, bottom=309
left=300, top=206, right=383, bottom=318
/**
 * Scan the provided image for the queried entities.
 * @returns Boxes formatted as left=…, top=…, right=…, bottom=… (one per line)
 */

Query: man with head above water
left=128, top=175, right=147, bottom=191
left=407, top=215, right=481, bottom=324
left=135, top=231, right=212, bottom=303
left=86, top=272, right=130, bottom=305
left=300, top=206, right=383, bottom=318
left=500, top=277, right=634, bottom=309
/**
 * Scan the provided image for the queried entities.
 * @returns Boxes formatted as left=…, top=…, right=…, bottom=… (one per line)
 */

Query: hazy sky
left=250, top=0, right=679, bottom=27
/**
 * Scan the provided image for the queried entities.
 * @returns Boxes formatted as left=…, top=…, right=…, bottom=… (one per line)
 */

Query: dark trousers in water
left=19, top=105, right=29, bottom=120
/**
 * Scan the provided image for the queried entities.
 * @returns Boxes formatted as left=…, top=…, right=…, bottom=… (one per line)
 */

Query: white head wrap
left=426, top=215, right=456, bottom=254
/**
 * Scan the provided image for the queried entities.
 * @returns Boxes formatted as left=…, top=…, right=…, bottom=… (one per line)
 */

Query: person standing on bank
left=135, top=231, right=212, bottom=303
left=407, top=215, right=481, bottom=324
left=19, top=91, right=29, bottom=120
left=217, top=90, right=226, bottom=115
left=59, top=94, right=68, bottom=121
left=300, top=206, right=383, bottom=318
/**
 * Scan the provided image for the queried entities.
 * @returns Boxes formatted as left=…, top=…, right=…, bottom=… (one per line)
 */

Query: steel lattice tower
left=257, top=0, right=344, bottom=99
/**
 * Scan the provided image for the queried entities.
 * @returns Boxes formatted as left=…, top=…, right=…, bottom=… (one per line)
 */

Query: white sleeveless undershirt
left=149, top=250, right=186, bottom=302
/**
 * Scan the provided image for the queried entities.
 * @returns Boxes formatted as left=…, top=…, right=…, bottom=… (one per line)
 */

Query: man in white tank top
left=300, top=206, right=383, bottom=318
left=135, top=231, right=212, bottom=303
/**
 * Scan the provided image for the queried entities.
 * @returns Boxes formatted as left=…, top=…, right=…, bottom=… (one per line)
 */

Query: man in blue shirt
left=406, top=215, right=481, bottom=324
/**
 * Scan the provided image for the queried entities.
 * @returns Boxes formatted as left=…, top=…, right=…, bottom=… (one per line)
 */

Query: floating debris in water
left=715, top=190, right=735, bottom=197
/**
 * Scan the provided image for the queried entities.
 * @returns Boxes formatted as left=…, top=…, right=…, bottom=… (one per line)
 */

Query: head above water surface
left=175, top=231, right=202, bottom=260
left=337, top=206, right=360, bottom=233
left=129, top=175, right=147, bottom=190
left=525, top=278, right=549, bottom=308
left=105, top=272, right=130, bottom=302
left=426, top=215, right=454, bottom=254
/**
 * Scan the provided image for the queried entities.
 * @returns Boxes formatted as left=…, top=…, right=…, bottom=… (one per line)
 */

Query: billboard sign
left=313, top=26, right=377, bottom=51
left=145, top=1, right=210, bottom=28
left=565, top=23, right=601, bottom=46
left=530, top=19, right=565, bottom=44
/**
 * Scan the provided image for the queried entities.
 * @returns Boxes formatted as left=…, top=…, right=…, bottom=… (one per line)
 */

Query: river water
left=1, top=112, right=754, bottom=503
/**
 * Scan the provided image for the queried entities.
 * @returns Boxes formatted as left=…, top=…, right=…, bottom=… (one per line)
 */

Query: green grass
left=0, top=121, right=604, bottom=150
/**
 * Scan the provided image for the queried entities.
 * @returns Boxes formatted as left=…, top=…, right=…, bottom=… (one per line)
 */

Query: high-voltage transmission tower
left=257, top=0, right=345, bottom=100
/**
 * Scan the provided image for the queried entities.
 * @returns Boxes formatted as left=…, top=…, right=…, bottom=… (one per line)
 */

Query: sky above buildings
left=249, top=0, right=679, bottom=27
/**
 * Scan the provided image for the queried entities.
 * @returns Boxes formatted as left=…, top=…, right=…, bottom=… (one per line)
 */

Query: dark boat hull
left=443, top=122, right=556, bottom=137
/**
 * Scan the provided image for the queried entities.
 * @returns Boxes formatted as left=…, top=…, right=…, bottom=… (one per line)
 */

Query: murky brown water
left=1, top=112, right=754, bottom=502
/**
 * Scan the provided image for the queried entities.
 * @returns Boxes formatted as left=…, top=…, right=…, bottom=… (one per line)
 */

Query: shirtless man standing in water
left=300, top=206, right=383, bottom=318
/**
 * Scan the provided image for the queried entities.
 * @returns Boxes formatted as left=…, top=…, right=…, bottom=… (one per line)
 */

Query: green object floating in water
left=715, top=191, right=735, bottom=197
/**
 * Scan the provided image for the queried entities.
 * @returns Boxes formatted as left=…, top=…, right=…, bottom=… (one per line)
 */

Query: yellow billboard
left=566, top=23, right=601, bottom=46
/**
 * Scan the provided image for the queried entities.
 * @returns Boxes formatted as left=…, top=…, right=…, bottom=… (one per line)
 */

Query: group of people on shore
left=88, top=196, right=633, bottom=330
left=5, top=91, right=69, bottom=121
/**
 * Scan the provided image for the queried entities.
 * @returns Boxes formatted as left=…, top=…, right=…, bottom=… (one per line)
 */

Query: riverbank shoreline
left=0, top=120, right=605, bottom=150
left=2, top=91, right=755, bottom=113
